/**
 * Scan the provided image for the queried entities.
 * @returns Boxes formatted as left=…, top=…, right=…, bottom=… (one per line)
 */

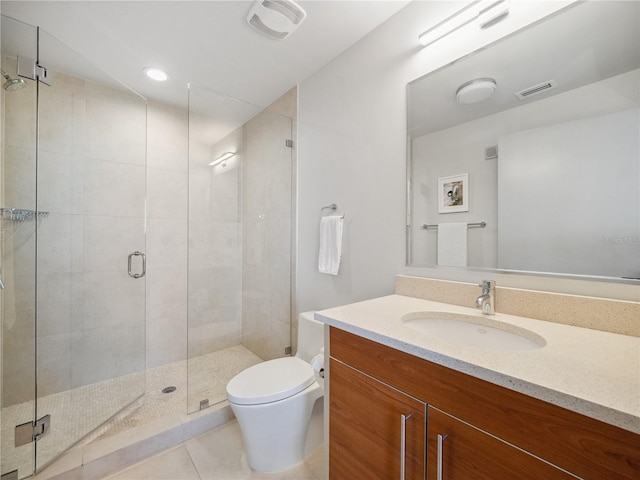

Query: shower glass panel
left=186, top=85, right=294, bottom=414
left=1, top=15, right=38, bottom=479
left=1, top=19, right=147, bottom=478
left=33, top=27, right=147, bottom=473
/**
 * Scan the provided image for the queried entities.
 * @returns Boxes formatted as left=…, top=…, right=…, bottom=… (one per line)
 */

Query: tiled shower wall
left=2, top=69, right=297, bottom=405
left=0, top=59, right=36, bottom=405
left=2, top=66, right=147, bottom=406
left=186, top=114, right=242, bottom=360
left=146, top=101, right=189, bottom=369
left=187, top=87, right=297, bottom=363
left=1, top=58, right=36, bottom=407
left=150, top=89, right=298, bottom=367
left=241, top=88, right=296, bottom=361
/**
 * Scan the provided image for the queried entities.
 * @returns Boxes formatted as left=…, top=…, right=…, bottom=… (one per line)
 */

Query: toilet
left=226, top=311, right=324, bottom=472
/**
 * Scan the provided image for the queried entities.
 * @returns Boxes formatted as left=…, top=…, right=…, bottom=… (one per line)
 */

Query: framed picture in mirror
left=438, top=173, right=468, bottom=213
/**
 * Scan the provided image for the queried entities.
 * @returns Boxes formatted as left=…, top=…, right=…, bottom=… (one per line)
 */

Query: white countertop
left=316, top=294, right=640, bottom=434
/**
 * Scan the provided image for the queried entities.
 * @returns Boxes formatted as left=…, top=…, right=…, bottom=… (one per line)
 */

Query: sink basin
left=401, top=312, right=546, bottom=351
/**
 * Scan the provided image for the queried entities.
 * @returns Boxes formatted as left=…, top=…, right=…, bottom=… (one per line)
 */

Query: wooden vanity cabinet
left=427, top=407, right=576, bottom=479
left=329, top=327, right=640, bottom=480
left=329, top=358, right=426, bottom=480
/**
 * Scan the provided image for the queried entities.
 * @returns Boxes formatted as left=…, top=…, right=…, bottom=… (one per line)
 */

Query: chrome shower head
left=1, top=69, right=26, bottom=92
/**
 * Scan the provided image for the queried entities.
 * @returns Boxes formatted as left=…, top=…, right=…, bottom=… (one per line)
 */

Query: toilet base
left=230, top=382, right=323, bottom=472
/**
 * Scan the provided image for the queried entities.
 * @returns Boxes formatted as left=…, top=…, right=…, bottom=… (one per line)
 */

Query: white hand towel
left=318, top=215, right=344, bottom=275
left=437, top=222, right=468, bottom=267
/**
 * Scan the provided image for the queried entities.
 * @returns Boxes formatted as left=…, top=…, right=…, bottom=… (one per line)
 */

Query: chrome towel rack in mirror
left=422, top=221, right=486, bottom=229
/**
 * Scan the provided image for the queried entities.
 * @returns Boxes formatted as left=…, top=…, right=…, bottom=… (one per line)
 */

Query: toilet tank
left=296, top=311, right=324, bottom=363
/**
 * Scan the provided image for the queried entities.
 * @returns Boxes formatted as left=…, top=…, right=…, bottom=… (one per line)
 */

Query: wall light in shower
left=143, top=67, right=169, bottom=82
left=209, top=152, right=236, bottom=167
left=418, top=0, right=510, bottom=47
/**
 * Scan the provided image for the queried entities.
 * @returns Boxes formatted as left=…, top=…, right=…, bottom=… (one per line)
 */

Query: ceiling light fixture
left=418, top=0, right=510, bottom=47
left=456, top=78, right=497, bottom=104
left=143, top=67, right=169, bottom=82
left=209, top=152, right=236, bottom=167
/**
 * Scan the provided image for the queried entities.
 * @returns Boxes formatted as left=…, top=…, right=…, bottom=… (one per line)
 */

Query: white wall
left=297, top=0, right=640, bottom=313
left=411, top=120, right=498, bottom=268
left=499, top=108, right=639, bottom=277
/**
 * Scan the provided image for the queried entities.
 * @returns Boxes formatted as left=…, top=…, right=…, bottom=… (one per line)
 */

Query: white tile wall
left=241, top=94, right=294, bottom=360
left=2, top=73, right=297, bottom=415
left=2, top=68, right=147, bottom=406
left=145, top=100, right=189, bottom=369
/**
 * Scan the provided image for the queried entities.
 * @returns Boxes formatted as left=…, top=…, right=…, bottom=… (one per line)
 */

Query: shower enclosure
left=1, top=15, right=295, bottom=480
left=186, top=86, right=295, bottom=414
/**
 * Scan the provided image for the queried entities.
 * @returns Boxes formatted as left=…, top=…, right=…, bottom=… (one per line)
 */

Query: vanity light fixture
left=209, top=152, right=236, bottom=167
left=143, top=67, right=169, bottom=82
left=478, top=0, right=510, bottom=28
left=419, top=0, right=510, bottom=47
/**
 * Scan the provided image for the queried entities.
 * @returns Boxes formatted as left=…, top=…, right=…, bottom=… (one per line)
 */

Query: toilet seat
left=226, top=357, right=315, bottom=405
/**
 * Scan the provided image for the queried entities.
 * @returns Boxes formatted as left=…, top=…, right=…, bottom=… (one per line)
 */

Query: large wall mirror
left=406, top=0, right=639, bottom=282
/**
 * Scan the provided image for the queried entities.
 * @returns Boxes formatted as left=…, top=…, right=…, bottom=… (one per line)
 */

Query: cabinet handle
left=437, top=433, right=448, bottom=480
left=400, top=413, right=412, bottom=480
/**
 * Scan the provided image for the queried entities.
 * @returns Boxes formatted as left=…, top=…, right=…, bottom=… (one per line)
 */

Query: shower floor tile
left=1, top=345, right=262, bottom=479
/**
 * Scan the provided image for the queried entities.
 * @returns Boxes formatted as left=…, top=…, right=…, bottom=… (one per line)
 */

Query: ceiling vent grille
left=247, top=0, right=307, bottom=40
left=515, top=80, right=558, bottom=100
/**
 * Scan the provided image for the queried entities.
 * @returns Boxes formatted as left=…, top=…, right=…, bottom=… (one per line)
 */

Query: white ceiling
left=1, top=0, right=410, bottom=109
left=407, top=0, right=640, bottom=138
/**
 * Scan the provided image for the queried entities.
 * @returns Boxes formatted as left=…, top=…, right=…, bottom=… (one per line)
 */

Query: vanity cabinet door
left=427, top=406, right=578, bottom=480
left=329, top=358, right=426, bottom=480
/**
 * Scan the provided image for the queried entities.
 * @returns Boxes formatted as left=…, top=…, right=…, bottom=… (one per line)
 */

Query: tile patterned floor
left=1, top=346, right=262, bottom=478
left=103, top=421, right=324, bottom=480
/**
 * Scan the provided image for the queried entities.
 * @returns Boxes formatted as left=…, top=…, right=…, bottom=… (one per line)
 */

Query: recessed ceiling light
left=143, top=67, right=169, bottom=82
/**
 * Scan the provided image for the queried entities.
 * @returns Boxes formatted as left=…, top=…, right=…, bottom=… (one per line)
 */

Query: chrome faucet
left=475, top=280, right=495, bottom=315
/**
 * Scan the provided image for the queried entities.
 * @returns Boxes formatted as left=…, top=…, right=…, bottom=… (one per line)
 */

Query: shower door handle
left=127, top=251, right=146, bottom=279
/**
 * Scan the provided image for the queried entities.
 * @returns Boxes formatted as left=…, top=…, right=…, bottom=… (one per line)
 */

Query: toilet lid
left=226, top=357, right=315, bottom=405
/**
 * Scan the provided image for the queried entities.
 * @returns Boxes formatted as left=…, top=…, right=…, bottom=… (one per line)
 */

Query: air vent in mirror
left=515, top=80, right=558, bottom=100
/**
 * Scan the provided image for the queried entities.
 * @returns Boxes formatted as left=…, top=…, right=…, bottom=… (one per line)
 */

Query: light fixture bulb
left=418, top=1, right=479, bottom=47
left=209, top=152, right=236, bottom=167
left=418, top=0, right=510, bottom=47
left=143, top=67, right=169, bottom=82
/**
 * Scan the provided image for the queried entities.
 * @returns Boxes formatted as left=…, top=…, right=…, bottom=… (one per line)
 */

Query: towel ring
left=321, top=203, right=337, bottom=216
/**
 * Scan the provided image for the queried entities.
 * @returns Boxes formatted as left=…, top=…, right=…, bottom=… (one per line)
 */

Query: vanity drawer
left=330, top=327, right=640, bottom=480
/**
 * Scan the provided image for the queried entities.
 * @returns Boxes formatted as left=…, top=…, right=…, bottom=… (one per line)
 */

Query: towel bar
left=422, top=222, right=486, bottom=229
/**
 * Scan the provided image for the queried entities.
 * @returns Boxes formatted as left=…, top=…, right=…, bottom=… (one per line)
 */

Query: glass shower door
left=0, top=20, right=147, bottom=478
left=1, top=15, right=38, bottom=480
left=32, top=28, right=147, bottom=473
